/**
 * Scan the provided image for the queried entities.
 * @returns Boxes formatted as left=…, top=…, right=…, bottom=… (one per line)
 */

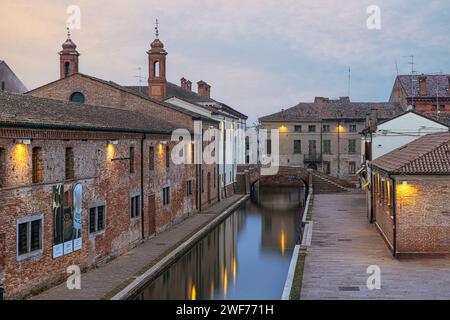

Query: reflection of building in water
left=139, top=211, right=240, bottom=300
left=258, top=188, right=302, bottom=254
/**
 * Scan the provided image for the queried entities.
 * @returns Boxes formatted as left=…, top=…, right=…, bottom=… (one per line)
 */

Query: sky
left=1, top=0, right=449, bottom=124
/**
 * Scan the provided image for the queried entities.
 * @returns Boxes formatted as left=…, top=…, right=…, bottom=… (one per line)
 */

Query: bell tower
left=59, top=28, right=80, bottom=79
left=147, top=19, right=167, bottom=100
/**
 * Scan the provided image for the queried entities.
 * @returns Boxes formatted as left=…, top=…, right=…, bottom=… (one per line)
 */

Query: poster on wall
left=52, top=184, right=64, bottom=259
left=52, top=183, right=83, bottom=258
left=73, top=183, right=83, bottom=251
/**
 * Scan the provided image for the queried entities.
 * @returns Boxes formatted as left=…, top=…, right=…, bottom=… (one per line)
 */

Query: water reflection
left=133, top=187, right=304, bottom=300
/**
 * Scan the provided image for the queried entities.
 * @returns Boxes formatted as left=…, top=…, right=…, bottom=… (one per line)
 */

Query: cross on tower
left=66, top=26, right=71, bottom=39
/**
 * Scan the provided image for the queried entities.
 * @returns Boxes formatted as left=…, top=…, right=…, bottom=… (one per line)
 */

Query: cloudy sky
left=1, top=0, right=449, bottom=123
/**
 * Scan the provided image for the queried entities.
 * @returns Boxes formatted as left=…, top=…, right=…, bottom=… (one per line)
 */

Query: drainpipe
left=391, top=175, right=397, bottom=257
left=140, top=135, right=145, bottom=240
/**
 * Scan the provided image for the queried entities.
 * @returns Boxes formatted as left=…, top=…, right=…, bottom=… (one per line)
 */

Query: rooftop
left=259, top=97, right=403, bottom=122
left=371, top=132, right=450, bottom=174
left=0, top=91, right=179, bottom=134
left=397, top=74, right=450, bottom=98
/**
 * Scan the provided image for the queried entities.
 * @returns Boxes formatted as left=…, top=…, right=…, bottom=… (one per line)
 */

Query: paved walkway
left=300, top=191, right=450, bottom=300
left=32, top=194, right=245, bottom=300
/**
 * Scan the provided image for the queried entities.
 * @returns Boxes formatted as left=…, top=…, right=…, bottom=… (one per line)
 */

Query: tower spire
left=155, top=18, right=159, bottom=39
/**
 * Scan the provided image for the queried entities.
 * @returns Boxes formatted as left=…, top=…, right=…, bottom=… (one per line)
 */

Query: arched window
left=153, top=61, right=160, bottom=78
left=70, top=92, right=85, bottom=103
left=64, top=62, right=70, bottom=77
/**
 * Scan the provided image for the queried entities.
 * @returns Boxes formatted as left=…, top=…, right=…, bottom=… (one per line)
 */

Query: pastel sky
left=1, top=0, right=449, bottom=124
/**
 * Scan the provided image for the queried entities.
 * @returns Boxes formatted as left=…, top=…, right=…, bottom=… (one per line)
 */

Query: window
left=349, top=161, right=356, bottom=175
left=64, top=62, right=70, bottom=77
left=32, top=147, right=43, bottom=184
left=0, top=147, right=5, bottom=188
left=186, top=180, right=192, bottom=196
left=323, top=140, right=331, bottom=154
left=294, top=125, right=302, bottom=132
left=89, top=205, right=105, bottom=234
left=17, top=215, right=43, bottom=260
left=293, top=140, right=301, bottom=154
left=65, top=147, right=74, bottom=180
left=266, top=139, right=272, bottom=155
left=130, top=195, right=140, bottom=218
left=322, top=125, right=330, bottom=132
left=163, top=187, right=170, bottom=206
left=149, top=146, right=155, bottom=171
left=348, top=140, right=356, bottom=154
left=349, top=124, right=357, bottom=132
left=1, top=81, right=5, bottom=91
left=153, top=61, right=160, bottom=77
left=165, top=145, right=170, bottom=168
left=69, top=92, right=85, bottom=103
left=308, top=125, right=316, bottom=133
left=432, top=105, right=446, bottom=110
left=129, top=146, right=135, bottom=173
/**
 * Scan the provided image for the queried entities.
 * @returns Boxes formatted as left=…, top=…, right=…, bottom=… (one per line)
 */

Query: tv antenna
left=134, top=67, right=145, bottom=94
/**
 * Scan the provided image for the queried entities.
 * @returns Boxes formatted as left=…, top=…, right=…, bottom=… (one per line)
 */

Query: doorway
left=148, top=194, right=156, bottom=236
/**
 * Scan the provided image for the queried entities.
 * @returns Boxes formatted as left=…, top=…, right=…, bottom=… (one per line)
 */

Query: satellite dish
left=406, top=105, right=414, bottom=111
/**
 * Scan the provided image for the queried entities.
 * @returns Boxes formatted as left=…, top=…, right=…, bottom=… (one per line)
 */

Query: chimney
left=197, top=80, right=211, bottom=98
left=314, top=97, right=330, bottom=104
left=418, top=74, right=427, bottom=96
left=180, top=78, right=192, bottom=91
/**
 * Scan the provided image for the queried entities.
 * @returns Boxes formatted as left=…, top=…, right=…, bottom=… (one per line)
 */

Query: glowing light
left=223, top=268, right=228, bottom=297
left=190, top=285, right=197, bottom=300
left=278, top=125, right=288, bottom=133
left=14, top=143, right=28, bottom=163
left=281, top=228, right=286, bottom=256
left=397, top=183, right=416, bottom=198
left=107, top=144, right=115, bottom=160
left=337, top=125, right=345, bottom=133
left=158, top=143, right=164, bottom=156
left=232, top=257, right=237, bottom=284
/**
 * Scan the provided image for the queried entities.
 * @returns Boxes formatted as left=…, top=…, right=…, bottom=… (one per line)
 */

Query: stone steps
left=312, top=172, right=347, bottom=194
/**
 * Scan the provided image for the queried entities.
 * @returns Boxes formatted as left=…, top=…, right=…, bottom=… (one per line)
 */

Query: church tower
left=59, top=28, right=80, bottom=79
left=147, top=19, right=167, bottom=100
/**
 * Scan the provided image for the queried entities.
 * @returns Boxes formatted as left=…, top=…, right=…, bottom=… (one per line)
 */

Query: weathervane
left=66, top=26, right=71, bottom=39
left=155, top=18, right=159, bottom=38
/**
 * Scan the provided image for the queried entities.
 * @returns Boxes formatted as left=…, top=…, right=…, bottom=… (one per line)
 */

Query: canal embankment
left=30, top=194, right=248, bottom=300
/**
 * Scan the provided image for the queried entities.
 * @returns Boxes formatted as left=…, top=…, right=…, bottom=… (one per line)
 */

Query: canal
left=133, top=186, right=305, bottom=300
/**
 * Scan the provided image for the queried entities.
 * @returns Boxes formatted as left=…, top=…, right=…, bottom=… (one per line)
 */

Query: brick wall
left=394, top=176, right=450, bottom=254
left=0, top=128, right=196, bottom=299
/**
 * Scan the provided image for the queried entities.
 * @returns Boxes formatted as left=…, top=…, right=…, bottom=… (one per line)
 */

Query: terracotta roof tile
left=259, top=99, right=403, bottom=122
left=0, top=91, right=179, bottom=133
left=397, top=74, right=450, bottom=98
left=371, top=132, right=450, bottom=174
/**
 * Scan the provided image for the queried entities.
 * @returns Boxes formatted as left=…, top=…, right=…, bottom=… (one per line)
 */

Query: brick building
left=259, top=97, right=403, bottom=181
left=0, top=91, right=200, bottom=299
left=389, top=74, right=450, bottom=124
left=370, top=132, right=450, bottom=255
left=26, top=32, right=220, bottom=211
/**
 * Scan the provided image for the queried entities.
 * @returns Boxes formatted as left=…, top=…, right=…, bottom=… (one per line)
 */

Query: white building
left=165, top=80, right=247, bottom=198
left=362, top=111, right=449, bottom=162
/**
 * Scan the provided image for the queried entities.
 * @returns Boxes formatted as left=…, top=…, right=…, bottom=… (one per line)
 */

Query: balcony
left=304, top=153, right=322, bottom=163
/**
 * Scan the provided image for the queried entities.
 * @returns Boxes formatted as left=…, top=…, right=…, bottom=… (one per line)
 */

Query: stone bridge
left=236, top=165, right=311, bottom=194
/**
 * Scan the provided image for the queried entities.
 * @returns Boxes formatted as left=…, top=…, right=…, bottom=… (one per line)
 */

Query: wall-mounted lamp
left=402, top=181, right=408, bottom=185
left=108, top=140, right=119, bottom=145
left=15, top=139, right=31, bottom=145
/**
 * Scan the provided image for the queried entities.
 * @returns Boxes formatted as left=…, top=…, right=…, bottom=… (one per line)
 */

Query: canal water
left=133, top=186, right=305, bottom=300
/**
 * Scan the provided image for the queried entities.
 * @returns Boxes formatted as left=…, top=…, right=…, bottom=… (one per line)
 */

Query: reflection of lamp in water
left=232, top=257, right=237, bottom=285
left=281, top=228, right=286, bottom=256
left=210, top=281, right=214, bottom=300
left=223, top=268, right=228, bottom=297
left=190, top=285, right=196, bottom=300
